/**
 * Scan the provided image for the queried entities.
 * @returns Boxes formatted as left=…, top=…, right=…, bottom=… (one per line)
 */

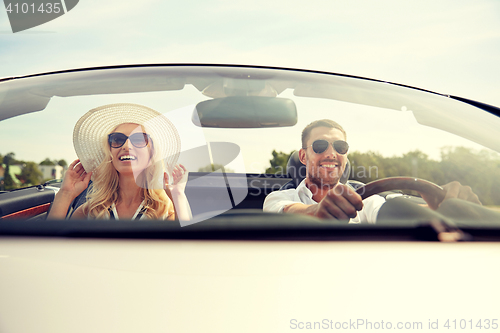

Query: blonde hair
left=83, top=124, right=176, bottom=220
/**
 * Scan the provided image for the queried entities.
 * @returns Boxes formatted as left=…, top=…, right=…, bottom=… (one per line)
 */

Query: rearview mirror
left=193, top=96, right=297, bottom=128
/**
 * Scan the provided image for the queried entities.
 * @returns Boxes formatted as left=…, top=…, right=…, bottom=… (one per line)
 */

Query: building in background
left=39, top=164, right=65, bottom=181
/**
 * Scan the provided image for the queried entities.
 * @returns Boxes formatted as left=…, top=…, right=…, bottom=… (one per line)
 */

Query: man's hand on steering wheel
left=283, top=183, right=363, bottom=221
left=422, top=181, right=482, bottom=210
left=313, top=183, right=363, bottom=220
left=354, top=177, right=482, bottom=211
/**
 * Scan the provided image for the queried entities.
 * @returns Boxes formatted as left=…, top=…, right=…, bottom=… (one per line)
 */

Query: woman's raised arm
left=47, top=159, right=92, bottom=219
left=164, top=164, right=192, bottom=222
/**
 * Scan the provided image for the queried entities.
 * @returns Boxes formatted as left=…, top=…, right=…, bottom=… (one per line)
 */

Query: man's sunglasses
left=108, top=132, right=151, bottom=149
left=304, top=140, right=349, bottom=155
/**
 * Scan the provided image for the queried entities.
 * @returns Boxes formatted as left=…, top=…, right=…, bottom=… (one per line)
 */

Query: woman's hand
left=164, top=164, right=188, bottom=194
left=48, top=159, right=91, bottom=219
left=164, top=164, right=192, bottom=222
left=60, top=159, right=92, bottom=199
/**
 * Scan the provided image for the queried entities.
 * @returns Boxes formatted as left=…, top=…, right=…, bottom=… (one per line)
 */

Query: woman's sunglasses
left=108, top=132, right=151, bottom=149
left=304, top=140, right=349, bottom=155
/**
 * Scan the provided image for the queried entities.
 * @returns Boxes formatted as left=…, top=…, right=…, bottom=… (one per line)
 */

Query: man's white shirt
left=263, top=179, right=386, bottom=223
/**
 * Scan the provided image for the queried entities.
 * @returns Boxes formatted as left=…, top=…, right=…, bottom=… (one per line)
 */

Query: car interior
left=1, top=65, right=500, bottom=239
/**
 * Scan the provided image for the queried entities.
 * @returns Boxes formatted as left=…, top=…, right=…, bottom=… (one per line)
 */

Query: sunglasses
left=304, top=140, right=349, bottom=155
left=108, top=132, right=151, bottom=149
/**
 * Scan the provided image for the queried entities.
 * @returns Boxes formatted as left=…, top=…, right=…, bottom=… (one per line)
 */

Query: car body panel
left=0, top=238, right=499, bottom=333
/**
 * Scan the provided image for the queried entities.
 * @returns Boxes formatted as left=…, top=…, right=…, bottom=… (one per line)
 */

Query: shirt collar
left=296, top=179, right=317, bottom=203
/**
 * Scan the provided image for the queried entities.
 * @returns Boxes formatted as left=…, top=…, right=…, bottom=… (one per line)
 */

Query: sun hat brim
left=73, top=103, right=181, bottom=173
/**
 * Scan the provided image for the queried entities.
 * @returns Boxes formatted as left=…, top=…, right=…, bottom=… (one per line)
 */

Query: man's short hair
left=301, top=119, right=347, bottom=148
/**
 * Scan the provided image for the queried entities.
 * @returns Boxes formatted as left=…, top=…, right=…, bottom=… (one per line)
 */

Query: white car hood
left=0, top=238, right=498, bottom=333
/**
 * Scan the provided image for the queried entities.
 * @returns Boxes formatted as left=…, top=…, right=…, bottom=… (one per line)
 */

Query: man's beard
left=309, top=168, right=341, bottom=189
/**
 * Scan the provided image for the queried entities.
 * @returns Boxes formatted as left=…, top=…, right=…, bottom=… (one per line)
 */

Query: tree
left=40, top=158, right=55, bottom=166
left=3, top=152, right=16, bottom=190
left=2, top=153, right=13, bottom=165
left=348, top=151, right=386, bottom=183
left=439, top=147, right=500, bottom=205
left=17, top=162, right=43, bottom=186
left=57, top=159, right=68, bottom=167
left=265, top=147, right=500, bottom=205
left=265, top=150, right=293, bottom=175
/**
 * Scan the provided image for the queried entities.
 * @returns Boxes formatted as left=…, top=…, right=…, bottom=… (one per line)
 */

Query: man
left=263, top=119, right=481, bottom=223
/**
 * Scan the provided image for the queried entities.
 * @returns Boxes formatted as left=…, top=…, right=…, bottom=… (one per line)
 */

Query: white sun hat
left=73, top=103, right=181, bottom=173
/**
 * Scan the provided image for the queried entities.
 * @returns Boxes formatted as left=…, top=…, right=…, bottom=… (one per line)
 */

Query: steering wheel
left=355, top=177, right=446, bottom=209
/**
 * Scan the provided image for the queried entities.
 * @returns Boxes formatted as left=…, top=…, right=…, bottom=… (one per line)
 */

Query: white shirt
left=263, top=179, right=385, bottom=223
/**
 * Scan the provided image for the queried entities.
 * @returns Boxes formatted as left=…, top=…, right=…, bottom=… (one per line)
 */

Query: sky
left=1, top=0, right=500, bottom=169
left=0, top=0, right=499, bottom=104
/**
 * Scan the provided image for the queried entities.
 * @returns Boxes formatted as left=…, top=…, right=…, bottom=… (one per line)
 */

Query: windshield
left=1, top=65, right=499, bottom=226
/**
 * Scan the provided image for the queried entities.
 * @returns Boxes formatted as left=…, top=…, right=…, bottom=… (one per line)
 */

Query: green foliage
left=17, top=162, right=43, bottom=186
left=1, top=152, right=67, bottom=190
left=40, top=158, right=56, bottom=166
left=266, top=147, right=500, bottom=205
left=438, top=147, right=500, bottom=205
left=3, top=152, right=25, bottom=165
left=348, top=150, right=445, bottom=184
left=3, top=164, right=16, bottom=190
left=3, top=152, right=17, bottom=190
left=3, top=152, right=15, bottom=165
left=348, top=148, right=500, bottom=205
left=198, top=164, right=235, bottom=173
left=265, top=150, right=293, bottom=176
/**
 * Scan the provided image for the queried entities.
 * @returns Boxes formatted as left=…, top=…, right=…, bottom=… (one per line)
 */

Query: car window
left=1, top=66, right=499, bottom=222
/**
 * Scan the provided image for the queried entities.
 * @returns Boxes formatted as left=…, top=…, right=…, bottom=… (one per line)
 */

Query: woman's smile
left=111, top=123, right=152, bottom=174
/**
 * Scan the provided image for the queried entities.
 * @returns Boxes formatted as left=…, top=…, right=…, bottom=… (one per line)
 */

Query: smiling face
left=109, top=123, right=153, bottom=176
left=299, top=126, right=348, bottom=189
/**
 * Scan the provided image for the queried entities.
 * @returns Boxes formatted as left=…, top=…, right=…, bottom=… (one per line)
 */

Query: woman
left=48, top=103, right=191, bottom=221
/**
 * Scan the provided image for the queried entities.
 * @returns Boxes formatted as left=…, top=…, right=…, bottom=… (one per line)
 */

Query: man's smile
left=319, top=160, right=339, bottom=170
